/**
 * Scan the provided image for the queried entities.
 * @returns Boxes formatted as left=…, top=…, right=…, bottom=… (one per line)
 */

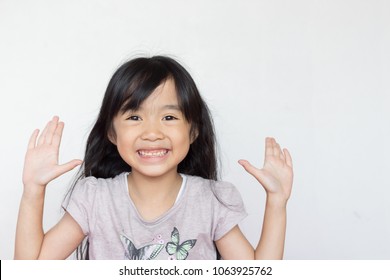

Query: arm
left=254, top=197, right=287, bottom=259
left=240, top=137, right=293, bottom=259
left=14, top=116, right=84, bottom=259
left=216, top=137, right=293, bottom=260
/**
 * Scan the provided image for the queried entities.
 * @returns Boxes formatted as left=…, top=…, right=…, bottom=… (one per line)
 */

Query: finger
left=279, top=151, right=285, bottom=161
left=275, top=141, right=287, bottom=161
left=44, top=116, right=60, bottom=144
left=238, top=159, right=266, bottom=187
left=27, top=129, right=39, bottom=150
left=53, top=159, right=83, bottom=179
left=283, top=148, right=293, bottom=168
left=265, top=137, right=273, bottom=158
left=273, top=140, right=281, bottom=158
left=52, top=121, right=65, bottom=148
left=238, top=159, right=259, bottom=177
left=37, top=120, right=50, bottom=146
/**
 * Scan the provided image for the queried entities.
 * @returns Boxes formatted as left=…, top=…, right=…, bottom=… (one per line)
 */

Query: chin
left=132, top=167, right=177, bottom=179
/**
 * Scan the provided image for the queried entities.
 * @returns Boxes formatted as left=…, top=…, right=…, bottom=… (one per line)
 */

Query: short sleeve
left=62, top=177, right=98, bottom=235
left=212, top=181, right=248, bottom=241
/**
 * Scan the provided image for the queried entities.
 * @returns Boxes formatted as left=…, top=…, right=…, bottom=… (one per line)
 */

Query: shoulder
left=69, top=172, right=127, bottom=199
left=185, top=175, right=236, bottom=189
left=183, top=175, right=247, bottom=242
left=77, top=172, right=126, bottom=187
left=185, top=175, right=244, bottom=205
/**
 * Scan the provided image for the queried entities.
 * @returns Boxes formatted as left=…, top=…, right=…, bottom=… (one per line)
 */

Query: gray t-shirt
left=64, top=172, right=247, bottom=260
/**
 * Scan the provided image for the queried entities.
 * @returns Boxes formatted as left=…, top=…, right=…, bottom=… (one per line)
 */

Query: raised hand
left=22, top=116, right=82, bottom=189
left=239, top=137, right=293, bottom=204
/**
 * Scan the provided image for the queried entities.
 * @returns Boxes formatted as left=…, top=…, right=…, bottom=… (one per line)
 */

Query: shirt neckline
left=122, top=172, right=188, bottom=225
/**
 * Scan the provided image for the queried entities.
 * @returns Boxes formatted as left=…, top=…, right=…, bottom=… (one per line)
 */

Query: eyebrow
left=161, top=104, right=181, bottom=111
left=128, top=104, right=182, bottom=113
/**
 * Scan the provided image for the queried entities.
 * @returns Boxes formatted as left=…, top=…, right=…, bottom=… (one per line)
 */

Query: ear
left=107, top=127, right=117, bottom=145
left=190, top=127, right=199, bottom=144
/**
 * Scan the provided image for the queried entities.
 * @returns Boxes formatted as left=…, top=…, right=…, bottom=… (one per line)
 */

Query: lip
left=137, top=148, right=170, bottom=159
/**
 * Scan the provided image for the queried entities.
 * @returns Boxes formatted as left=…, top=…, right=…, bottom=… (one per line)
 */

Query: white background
left=1, top=0, right=389, bottom=260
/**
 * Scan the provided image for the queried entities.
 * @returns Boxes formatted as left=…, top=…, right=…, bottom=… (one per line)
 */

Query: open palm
left=23, top=116, right=82, bottom=187
left=239, top=137, right=293, bottom=202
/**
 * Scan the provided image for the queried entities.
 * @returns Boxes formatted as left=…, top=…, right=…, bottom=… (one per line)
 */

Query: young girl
left=15, top=56, right=293, bottom=260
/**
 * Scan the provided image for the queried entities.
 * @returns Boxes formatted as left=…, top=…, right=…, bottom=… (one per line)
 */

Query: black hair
left=67, top=55, right=220, bottom=259
left=81, top=55, right=217, bottom=180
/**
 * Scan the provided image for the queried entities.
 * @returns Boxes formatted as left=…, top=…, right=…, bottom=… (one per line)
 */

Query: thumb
left=238, top=159, right=266, bottom=186
left=55, top=159, right=83, bottom=178
left=238, top=159, right=258, bottom=176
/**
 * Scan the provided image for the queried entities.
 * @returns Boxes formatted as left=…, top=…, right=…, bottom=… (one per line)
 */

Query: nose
left=141, top=120, right=164, bottom=141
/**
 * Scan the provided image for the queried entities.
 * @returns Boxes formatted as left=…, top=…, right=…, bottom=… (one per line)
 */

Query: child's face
left=110, top=79, right=194, bottom=179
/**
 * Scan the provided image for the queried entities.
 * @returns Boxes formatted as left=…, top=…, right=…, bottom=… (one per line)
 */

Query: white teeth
left=138, top=150, right=168, bottom=157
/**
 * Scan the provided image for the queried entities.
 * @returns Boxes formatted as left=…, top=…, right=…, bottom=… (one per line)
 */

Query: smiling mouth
left=137, top=149, right=169, bottom=157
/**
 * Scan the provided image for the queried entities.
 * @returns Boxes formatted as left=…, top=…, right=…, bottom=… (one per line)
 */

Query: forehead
left=138, top=79, right=179, bottom=109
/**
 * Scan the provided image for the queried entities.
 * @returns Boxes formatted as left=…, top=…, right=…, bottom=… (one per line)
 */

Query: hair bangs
left=117, top=60, right=172, bottom=115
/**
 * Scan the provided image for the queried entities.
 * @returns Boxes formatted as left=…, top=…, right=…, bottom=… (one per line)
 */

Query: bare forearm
left=255, top=198, right=287, bottom=260
left=238, top=138, right=292, bottom=260
left=14, top=187, right=46, bottom=259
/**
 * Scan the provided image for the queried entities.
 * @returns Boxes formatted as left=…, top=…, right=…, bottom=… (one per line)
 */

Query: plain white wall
left=1, top=0, right=389, bottom=259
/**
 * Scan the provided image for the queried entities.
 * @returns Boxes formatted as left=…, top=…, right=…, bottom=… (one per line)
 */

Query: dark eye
left=163, top=115, right=178, bottom=121
left=127, top=115, right=141, bottom=121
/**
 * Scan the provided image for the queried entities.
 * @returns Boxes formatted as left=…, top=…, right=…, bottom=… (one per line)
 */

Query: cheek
left=173, top=127, right=192, bottom=145
left=176, top=134, right=192, bottom=160
left=114, top=133, right=136, bottom=154
left=115, top=141, right=130, bottom=160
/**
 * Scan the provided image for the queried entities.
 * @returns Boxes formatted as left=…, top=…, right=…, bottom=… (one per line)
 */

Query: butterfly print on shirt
left=166, top=227, right=197, bottom=260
